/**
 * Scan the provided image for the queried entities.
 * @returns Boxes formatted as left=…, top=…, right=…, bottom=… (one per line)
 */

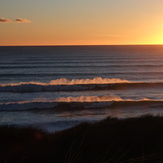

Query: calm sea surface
left=1, top=45, right=163, bottom=132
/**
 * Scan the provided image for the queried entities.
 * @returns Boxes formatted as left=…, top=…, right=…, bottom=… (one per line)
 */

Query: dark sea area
left=1, top=45, right=163, bottom=132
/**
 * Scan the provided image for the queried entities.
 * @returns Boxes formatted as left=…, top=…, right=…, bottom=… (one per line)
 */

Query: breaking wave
left=48, top=77, right=129, bottom=85
left=1, top=77, right=129, bottom=86
left=0, top=77, right=163, bottom=92
left=0, top=95, right=162, bottom=111
left=0, top=77, right=129, bottom=92
left=55, top=95, right=122, bottom=102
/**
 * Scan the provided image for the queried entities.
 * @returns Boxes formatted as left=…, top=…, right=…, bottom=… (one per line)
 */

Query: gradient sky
left=1, top=0, right=163, bottom=45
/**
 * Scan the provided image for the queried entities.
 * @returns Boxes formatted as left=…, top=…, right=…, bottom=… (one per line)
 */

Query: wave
left=0, top=64, right=163, bottom=69
left=0, top=77, right=163, bottom=93
left=1, top=77, right=129, bottom=86
left=0, top=77, right=129, bottom=92
left=55, top=95, right=122, bottom=102
left=0, top=95, right=163, bottom=111
left=0, top=72, right=163, bottom=79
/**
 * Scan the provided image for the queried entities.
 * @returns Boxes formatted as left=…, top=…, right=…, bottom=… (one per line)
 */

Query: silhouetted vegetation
left=1, top=115, right=163, bottom=162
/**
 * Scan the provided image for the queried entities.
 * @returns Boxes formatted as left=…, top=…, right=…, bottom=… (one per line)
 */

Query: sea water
left=1, top=45, right=163, bottom=132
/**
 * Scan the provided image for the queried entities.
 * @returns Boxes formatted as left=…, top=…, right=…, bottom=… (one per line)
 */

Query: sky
left=1, top=0, right=163, bottom=46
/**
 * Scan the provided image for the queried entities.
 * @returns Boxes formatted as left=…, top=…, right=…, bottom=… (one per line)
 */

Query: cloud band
left=0, top=18, right=31, bottom=23
left=0, top=18, right=12, bottom=23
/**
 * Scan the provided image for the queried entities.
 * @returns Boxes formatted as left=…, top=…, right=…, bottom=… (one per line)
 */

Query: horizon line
left=1, top=44, right=163, bottom=47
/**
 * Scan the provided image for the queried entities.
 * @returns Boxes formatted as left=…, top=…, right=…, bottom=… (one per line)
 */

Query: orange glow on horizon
left=1, top=1, right=163, bottom=46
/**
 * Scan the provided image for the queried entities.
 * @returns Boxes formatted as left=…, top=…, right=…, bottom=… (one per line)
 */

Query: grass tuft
left=1, top=115, right=163, bottom=162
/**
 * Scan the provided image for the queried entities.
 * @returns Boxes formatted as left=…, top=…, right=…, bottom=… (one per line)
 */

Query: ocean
left=1, top=45, right=163, bottom=132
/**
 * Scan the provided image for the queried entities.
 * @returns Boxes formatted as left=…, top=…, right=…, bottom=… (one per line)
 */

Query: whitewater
left=1, top=45, right=163, bottom=132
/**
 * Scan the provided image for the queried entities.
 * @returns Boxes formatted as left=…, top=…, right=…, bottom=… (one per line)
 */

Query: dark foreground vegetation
left=1, top=115, right=163, bottom=163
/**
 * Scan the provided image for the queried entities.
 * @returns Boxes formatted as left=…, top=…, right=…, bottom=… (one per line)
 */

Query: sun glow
left=1, top=1, right=163, bottom=46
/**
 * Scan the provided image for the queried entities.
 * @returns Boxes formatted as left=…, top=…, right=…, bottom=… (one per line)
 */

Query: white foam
left=0, top=77, right=129, bottom=92
left=1, top=77, right=129, bottom=87
left=55, top=95, right=122, bottom=102
left=49, top=77, right=129, bottom=85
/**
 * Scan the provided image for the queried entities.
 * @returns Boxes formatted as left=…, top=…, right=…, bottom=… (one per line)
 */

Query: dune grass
left=1, top=115, right=163, bottom=162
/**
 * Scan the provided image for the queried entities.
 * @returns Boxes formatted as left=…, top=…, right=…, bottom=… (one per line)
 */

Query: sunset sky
left=1, top=0, right=163, bottom=46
